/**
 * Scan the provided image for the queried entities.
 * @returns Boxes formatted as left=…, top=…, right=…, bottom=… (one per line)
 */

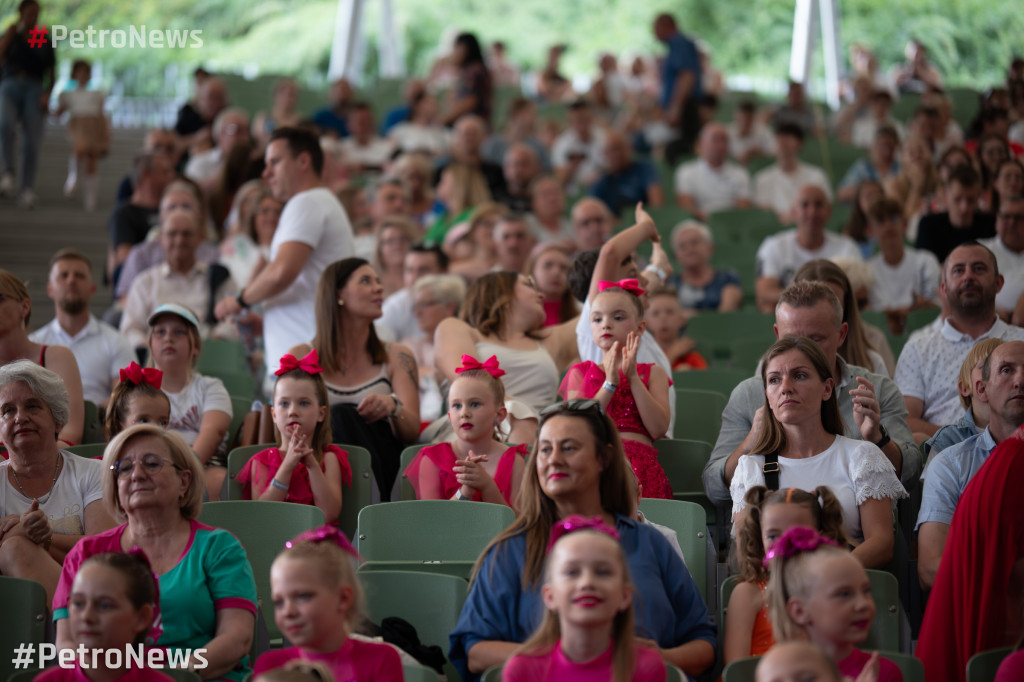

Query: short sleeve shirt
left=916, top=428, right=996, bottom=528
left=165, top=373, right=232, bottom=446
left=674, top=159, right=751, bottom=215
left=755, top=229, right=863, bottom=286
left=0, top=452, right=102, bottom=535
left=867, top=249, right=941, bottom=310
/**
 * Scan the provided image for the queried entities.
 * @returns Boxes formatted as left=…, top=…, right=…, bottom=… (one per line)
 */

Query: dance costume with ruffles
left=559, top=361, right=673, bottom=499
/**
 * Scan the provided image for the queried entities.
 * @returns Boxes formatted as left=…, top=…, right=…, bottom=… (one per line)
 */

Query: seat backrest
left=82, top=399, right=105, bottom=444
left=357, top=500, right=514, bottom=563
left=966, top=647, right=1014, bottom=682
left=198, top=500, right=325, bottom=643
left=67, top=442, right=107, bottom=459
left=0, top=577, right=49, bottom=682
left=722, top=655, right=761, bottom=682
left=882, top=652, right=925, bottom=682
left=197, top=338, right=248, bottom=375
left=403, top=664, right=442, bottom=682
left=360, top=570, right=469, bottom=682
left=865, top=569, right=900, bottom=652
left=227, top=396, right=255, bottom=448
left=224, top=443, right=276, bottom=501
left=399, top=443, right=427, bottom=500
left=480, top=665, right=503, bottom=682
left=673, top=368, right=751, bottom=397
left=638, top=498, right=708, bottom=603
left=653, top=438, right=711, bottom=496
left=673, top=389, right=728, bottom=443
left=719, top=573, right=741, bottom=634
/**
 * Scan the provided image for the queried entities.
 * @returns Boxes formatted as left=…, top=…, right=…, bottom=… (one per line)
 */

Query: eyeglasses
left=111, top=453, right=181, bottom=478
left=540, top=399, right=603, bottom=417
left=998, top=212, right=1024, bottom=224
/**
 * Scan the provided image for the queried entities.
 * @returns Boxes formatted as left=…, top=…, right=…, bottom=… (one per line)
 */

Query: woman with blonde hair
left=885, top=134, right=939, bottom=221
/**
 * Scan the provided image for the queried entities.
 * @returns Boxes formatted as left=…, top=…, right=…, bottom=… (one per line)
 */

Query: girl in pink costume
left=237, top=350, right=351, bottom=522
left=254, top=526, right=403, bottom=682
left=560, top=280, right=672, bottom=499
left=504, top=516, right=666, bottom=682
left=38, top=550, right=175, bottom=681
left=404, top=354, right=527, bottom=507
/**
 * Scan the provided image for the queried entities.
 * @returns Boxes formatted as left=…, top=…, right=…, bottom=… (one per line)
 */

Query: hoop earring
left=337, top=298, right=344, bottom=306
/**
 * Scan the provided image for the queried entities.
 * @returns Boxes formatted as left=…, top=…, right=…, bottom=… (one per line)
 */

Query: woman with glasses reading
left=449, top=400, right=715, bottom=681
left=52, top=424, right=258, bottom=681
left=434, top=271, right=579, bottom=445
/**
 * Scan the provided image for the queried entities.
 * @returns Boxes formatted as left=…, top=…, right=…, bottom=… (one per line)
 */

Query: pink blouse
left=403, top=442, right=527, bottom=504
left=253, top=638, right=403, bottom=682
left=559, top=361, right=668, bottom=440
left=236, top=444, right=352, bottom=506
left=504, top=640, right=666, bottom=682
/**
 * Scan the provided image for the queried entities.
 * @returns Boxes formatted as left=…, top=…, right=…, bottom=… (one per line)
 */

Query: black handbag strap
left=762, top=453, right=780, bottom=491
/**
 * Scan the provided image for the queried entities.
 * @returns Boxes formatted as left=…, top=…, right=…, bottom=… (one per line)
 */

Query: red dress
left=560, top=361, right=673, bottom=499
left=254, top=638, right=403, bottom=682
left=403, top=442, right=527, bottom=505
left=236, top=444, right=352, bottom=506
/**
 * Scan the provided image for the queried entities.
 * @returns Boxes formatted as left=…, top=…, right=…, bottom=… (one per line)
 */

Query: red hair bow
left=119, top=362, right=163, bottom=390
left=597, top=279, right=646, bottom=297
left=546, top=515, right=620, bottom=554
left=275, top=349, right=324, bottom=376
left=286, top=525, right=363, bottom=561
left=455, top=354, right=506, bottom=378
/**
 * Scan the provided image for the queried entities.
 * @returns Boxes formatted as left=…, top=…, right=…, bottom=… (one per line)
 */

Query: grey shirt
left=702, top=357, right=921, bottom=504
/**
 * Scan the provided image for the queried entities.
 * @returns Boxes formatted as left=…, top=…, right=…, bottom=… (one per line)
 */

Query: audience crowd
left=4, top=4, right=1024, bottom=680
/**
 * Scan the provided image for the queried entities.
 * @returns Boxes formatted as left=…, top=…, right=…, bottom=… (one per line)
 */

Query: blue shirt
left=923, top=408, right=980, bottom=457
left=589, top=161, right=659, bottom=216
left=660, top=32, right=702, bottom=110
left=838, top=157, right=900, bottom=192
left=312, top=108, right=349, bottom=138
left=449, top=515, right=716, bottom=682
left=667, top=268, right=742, bottom=311
left=916, top=427, right=997, bottom=529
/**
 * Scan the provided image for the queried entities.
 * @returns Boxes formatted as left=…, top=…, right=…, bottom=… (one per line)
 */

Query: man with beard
left=895, top=242, right=1024, bottom=436
left=30, top=249, right=135, bottom=405
left=916, top=340, right=1024, bottom=589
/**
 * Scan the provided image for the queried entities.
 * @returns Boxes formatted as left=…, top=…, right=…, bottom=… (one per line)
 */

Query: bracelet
left=601, top=380, right=618, bottom=394
left=388, top=393, right=404, bottom=418
left=236, top=289, right=249, bottom=309
left=270, top=478, right=289, bottom=492
left=455, top=489, right=470, bottom=501
left=644, top=264, right=668, bottom=282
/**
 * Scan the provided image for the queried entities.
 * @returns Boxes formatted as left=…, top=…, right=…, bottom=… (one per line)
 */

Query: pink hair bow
left=762, top=526, right=839, bottom=567
left=275, top=349, right=324, bottom=376
left=286, top=525, right=363, bottom=561
left=119, top=362, right=163, bottom=390
left=455, top=354, right=506, bottom=378
left=546, top=515, right=620, bottom=554
left=126, top=546, right=164, bottom=643
left=597, top=279, right=646, bottom=297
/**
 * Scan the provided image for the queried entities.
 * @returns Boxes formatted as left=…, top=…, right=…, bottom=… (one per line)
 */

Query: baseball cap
left=147, top=303, right=200, bottom=330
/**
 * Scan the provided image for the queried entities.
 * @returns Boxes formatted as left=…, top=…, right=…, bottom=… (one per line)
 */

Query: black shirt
left=1, top=24, right=55, bottom=80
left=915, top=211, right=996, bottom=263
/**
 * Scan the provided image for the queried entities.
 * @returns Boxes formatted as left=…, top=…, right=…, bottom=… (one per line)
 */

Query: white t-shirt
left=851, top=116, right=906, bottom=149
left=388, top=123, right=451, bottom=156
left=379, top=287, right=421, bottom=341
left=575, top=297, right=676, bottom=434
left=29, top=316, right=136, bottom=405
left=264, top=187, right=354, bottom=379
left=340, top=136, right=394, bottom=168
left=753, top=162, right=833, bottom=216
left=726, top=122, right=775, bottom=161
left=551, top=127, right=606, bottom=189
left=979, top=236, right=1024, bottom=313
left=673, top=159, right=751, bottom=215
left=165, top=373, right=233, bottom=447
left=867, top=249, right=941, bottom=311
left=0, top=452, right=103, bottom=536
left=755, top=229, right=863, bottom=286
left=58, top=89, right=104, bottom=118
left=730, top=435, right=906, bottom=542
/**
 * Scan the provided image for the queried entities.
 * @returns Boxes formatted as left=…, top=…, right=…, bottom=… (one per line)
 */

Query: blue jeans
left=0, top=75, right=45, bottom=192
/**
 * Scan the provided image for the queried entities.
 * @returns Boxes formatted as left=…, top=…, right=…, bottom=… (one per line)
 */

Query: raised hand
left=622, top=332, right=640, bottom=379
left=603, top=341, right=623, bottom=383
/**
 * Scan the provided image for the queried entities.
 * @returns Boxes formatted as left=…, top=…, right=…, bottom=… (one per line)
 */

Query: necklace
left=9, top=455, right=61, bottom=505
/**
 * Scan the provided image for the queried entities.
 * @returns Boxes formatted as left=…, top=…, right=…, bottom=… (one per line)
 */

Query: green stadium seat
left=685, top=311, right=776, bottom=364
left=82, top=399, right=105, bottom=444
left=966, top=647, right=1013, bottom=682
left=638, top=498, right=708, bottom=602
left=673, top=388, right=728, bottom=444
left=673, top=368, right=751, bottom=396
left=197, top=338, right=248, bottom=375
left=0, top=577, right=48, bottom=682
left=67, top=442, right=107, bottom=459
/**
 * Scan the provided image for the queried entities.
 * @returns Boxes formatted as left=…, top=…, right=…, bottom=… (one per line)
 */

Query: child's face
left=646, top=295, right=683, bottom=344
left=125, top=393, right=170, bottom=430
left=447, top=376, right=505, bottom=443
left=756, top=642, right=839, bottom=682
left=272, top=377, right=326, bottom=442
left=790, top=553, right=875, bottom=649
left=541, top=532, right=632, bottom=629
left=760, top=502, right=817, bottom=555
left=69, top=562, right=151, bottom=652
left=590, top=290, right=642, bottom=350
left=149, top=315, right=197, bottom=370
left=867, top=213, right=905, bottom=248
left=271, top=556, right=350, bottom=652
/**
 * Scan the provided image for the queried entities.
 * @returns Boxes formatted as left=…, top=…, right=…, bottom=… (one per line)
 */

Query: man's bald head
left=503, top=143, right=540, bottom=188
left=793, top=184, right=832, bottom=233
left=698, top=122, right=729, bottom=167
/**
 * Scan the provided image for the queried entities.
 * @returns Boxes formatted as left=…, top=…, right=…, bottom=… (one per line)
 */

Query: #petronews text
left=49, top=25, right=204, bottom=49
left=19, top=643, right=208, bottom=670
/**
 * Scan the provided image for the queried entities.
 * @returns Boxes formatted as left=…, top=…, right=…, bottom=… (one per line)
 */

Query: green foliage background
left=4, top=0, right=1020, bottom=93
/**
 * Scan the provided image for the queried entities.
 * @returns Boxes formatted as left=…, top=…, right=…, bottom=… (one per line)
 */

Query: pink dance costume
left=36, top=664, right=175, bottom=681
left=403, top=442, right=528, bottom=504
left=253, top=637, right=403, bottom=682
left=560, top=361, right=673, bottom=499
left=837, top=649, right=903, bottom=682
left=236, top=444, right=352, bottom=507
left=504, top=640, right=666, bottom=682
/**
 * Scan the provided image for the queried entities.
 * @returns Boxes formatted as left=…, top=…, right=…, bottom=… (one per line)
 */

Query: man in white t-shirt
left=753, top=123, right=832, bottom=224
left=980, top=195, right=1024, bottom=319
left=726, top=100, right=774, bottom=164
left=673, top=122, right=751, bottom=222
left=379, top=245, right=448, bottom=342
left=754, top=185, right=862, bottom=312
left=865, top=197, right=941, bottom=327
left=29, top=249, right=135, bottom=406
left=339, top=102, right=394, bottom=172
left=551, top=100, right=607, bottom=192
left=215, top=127, right=353, bottom=382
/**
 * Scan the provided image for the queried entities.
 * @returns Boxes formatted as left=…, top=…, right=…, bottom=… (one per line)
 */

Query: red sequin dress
left=236, top=444, right=352, bottom=508
left=559, top=361, right=673, bottom=499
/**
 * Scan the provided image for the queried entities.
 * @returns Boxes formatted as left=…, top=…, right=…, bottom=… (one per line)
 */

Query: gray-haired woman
left=0, top=360, right=116, bottom=603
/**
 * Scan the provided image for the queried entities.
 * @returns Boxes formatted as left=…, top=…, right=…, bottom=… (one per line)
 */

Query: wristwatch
left=388, top=393, right=403, bottom=418
left=874, top=424, right=891, bottom=449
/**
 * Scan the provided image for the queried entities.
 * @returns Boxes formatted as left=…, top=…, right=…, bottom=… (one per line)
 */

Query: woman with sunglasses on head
left=449, top=400, right=716, bottom=682
left=52, top=425, right=258, bottom=681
